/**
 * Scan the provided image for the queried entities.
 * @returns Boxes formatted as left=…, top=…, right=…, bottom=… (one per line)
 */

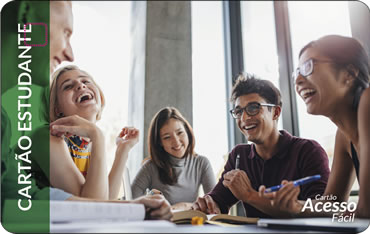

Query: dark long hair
left=148, top=107, right=195, bottom=185
left=299, top=35, right=370, bottom=110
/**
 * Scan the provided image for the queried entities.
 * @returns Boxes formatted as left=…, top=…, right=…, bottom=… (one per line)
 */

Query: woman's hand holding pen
left=222, top=169, right=257, bottom=203
left=259, top=180, right=303, bottom=215
left=146, top=188, right=162, bottom=196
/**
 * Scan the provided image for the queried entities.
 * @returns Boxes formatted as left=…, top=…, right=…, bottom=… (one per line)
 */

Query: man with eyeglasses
left=192, top=73, right=330, bottom=218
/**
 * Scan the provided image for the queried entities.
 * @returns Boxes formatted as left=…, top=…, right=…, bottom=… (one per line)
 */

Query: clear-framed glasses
left=230, top=102, right=276, bottom=119
left=292, top=58, right=334, bottom=82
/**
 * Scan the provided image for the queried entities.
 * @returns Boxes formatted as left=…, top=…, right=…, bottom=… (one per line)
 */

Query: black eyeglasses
left=230, top=102, right=276, bottom=119
left=292, top=58, right=334, bottom=82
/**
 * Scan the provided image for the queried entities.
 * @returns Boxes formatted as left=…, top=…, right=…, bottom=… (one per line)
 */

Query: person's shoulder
left=141, top=158, right=157, bottom=170
left=287, top=130, right=321, bottom=148
left=287, top=134, right=329, bottom=166
left=288, top=132, right=326, bottom=156
left=193, top=154, right=211, bottom=165
left=138, top=158, right=160, bottom=178
left=294, top=136, right=321, bottom=148
left=193, top=154, right=208, bottom=160
left=358, top=87, right=370, bottom=111
left=334, top=128, right=350, bottom=150
left=360, top=86, right=370, bottom=99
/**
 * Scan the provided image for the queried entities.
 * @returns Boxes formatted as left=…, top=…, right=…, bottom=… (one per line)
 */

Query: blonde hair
left=49, top=65, right=105, bottom=122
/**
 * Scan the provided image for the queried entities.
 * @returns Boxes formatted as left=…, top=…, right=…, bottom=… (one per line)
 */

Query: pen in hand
left=146, top=188, right=154, bottom=196
left=146, top=188, right=162, bottom=196
left=235, top=154, right=240, bottom=170
left=264, top=174, right=321, bottom=193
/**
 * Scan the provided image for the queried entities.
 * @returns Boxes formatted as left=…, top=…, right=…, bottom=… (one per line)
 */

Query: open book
left=171, top=209, right=259, bottom=225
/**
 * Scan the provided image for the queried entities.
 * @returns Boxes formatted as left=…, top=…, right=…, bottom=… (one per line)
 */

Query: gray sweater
left=131, top=155, right=216, bottom=205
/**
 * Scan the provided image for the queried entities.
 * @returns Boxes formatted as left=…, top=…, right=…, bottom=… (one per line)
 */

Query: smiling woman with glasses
left=261, top=35, right=370, bottom=219
left=292, top=59, right=335, bottom=82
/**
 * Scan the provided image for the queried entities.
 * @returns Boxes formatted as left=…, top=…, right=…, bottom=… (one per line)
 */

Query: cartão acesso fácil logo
left=301, top=194, right=357, bottom=222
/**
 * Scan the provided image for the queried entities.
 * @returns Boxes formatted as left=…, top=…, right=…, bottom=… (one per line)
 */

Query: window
left=231, top=1, right=362, bottom=197
left=288, top=1, right=358, bottom=192
left=191, top=1, right=229, bottom=181
left=65, top=2, right=132, bottom=189
left=288, top=1, right=352, bottom=161
left=240, top=1, right=282, bottom=130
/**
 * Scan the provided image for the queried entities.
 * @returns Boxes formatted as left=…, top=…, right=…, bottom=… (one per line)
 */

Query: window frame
left=224, top=0, right=369, bottom=212
left=224, top=0, right=370, bottom=142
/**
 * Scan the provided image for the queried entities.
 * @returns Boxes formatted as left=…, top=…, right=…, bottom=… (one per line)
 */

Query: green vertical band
left=1, top=0, right=50, bottom=232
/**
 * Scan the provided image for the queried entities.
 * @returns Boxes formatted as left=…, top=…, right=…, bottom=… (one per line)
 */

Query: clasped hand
left=50, top=115, right=100, bottom=140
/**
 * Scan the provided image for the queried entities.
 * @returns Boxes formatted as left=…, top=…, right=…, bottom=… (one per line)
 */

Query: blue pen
left=264, top=175, right=321, bottom=193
